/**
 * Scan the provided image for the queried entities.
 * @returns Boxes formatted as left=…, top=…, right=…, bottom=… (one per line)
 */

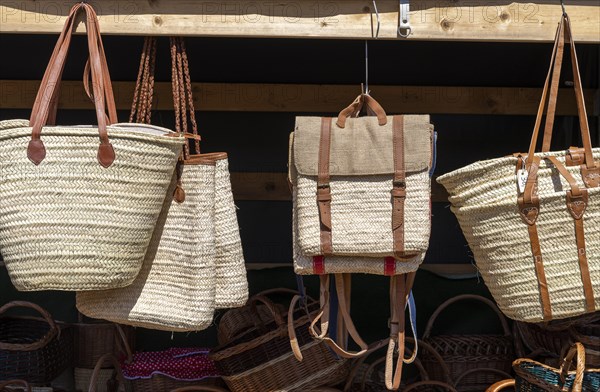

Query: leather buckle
left=393, top=180, right=406, bottom=188
left=317, top=183, right=330, bottom=189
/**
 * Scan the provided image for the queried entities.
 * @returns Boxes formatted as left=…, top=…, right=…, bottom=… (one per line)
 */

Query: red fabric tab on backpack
left=384, top=257, right=396, bottom=276
left=312, top=256, right=325, bottom=275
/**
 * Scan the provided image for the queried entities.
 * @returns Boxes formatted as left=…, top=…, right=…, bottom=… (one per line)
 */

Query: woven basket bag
left=0, top=301, right=73, bottom=384
left=421, top=295, right=515, bottom=392
left=437, top=14, right=600, bottom=323
left=0, top=3, right=183, bottom=292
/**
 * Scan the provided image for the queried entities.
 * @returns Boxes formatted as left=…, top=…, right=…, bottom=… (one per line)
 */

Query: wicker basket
left=210, top=293, right=348, bottom=392
left=86, top=354, right=127, bottom=392
left=403, top=381, right=458, bottom=392
left=343, top=338, right=439, bottom=392
left=513, top=343, right=600, bottom=391
left=74, top=316, right=135, bottom=368
left=421, top=295, right=514, bottom=392
left=570, top=321, right=600, bottom=368
left=516, top=312, right=600, bottom=367
left=216, top=288, right=301, bottom=345
left=0, top=301, right=73, bottom=384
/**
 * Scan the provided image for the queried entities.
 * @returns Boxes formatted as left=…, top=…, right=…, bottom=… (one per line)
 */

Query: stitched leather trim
left=392, top=115, right=406, bottom=259
left=317, top=117, right=333, bottom=256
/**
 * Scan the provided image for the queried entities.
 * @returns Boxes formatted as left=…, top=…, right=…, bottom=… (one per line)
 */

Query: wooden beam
left=1, top=80, right=595, bottom=115
left=230, top=172, right=449, bottom=202
left=1, top=1, right=598, bottom=42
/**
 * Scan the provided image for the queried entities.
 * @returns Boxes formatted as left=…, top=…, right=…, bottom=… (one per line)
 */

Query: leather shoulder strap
left=317, top=118, right=333, bottom=256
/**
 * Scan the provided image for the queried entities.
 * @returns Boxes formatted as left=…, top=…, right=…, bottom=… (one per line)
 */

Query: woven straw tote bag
left=77, top=37, right=221, bottom=331
left=0, top=3, right=183, bottom=292
left=438, top=14, right=600, bottom=323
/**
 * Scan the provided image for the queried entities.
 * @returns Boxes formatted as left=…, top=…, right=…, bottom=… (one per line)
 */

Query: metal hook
left=371, top=0, right=381, bottom=38
left=560, top=0, right=567, bottom=15
left=398, top=0, right=412, bottom=38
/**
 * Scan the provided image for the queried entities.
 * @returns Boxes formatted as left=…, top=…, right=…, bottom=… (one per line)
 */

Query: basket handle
left=454, top=368, right=513, bottom=389
left=361, top=347, right=428, bottom=391
left=0, top=380, right=32, bottom=392
left=558, top=342, right=586, bottom=392
left=336, top=93, right=387, bottom=128
left=114, top=324, right=134, bottom=363
left=403, top=381, right=458, bottom=392
left=253, top=288, right=317, bottom=304
left=88, top=353, right=127, bottom=392
left=249, top=295, right=285, bottom=327
left=0, top=301, right=59, bottom=351
left=485, top=379, right=516, bottom=392
left=423, top=295, right=511, bottom=339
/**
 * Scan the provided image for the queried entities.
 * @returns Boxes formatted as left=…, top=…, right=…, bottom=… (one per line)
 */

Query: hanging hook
left=371, top=0, right=381, bottom=38
left=560, top=0, right=567, bottom=16
left=398, top=0, right=411, bottom=38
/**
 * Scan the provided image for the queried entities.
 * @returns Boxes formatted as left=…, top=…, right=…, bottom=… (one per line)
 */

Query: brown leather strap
left=546, top=156, right=595, bottom=313
left=336, top=94, right=387, bottom=128
left=317, top=117, right=333, bottom=256
left=28, top=3, right=115, bottom=167
left=309, top=274, right=369, bottom=358
left=527, top=14, right=599, bottom=186
left=541, top=18, right=565, bottom=152
left=392, top=115, right=406, bottom=258
left=517, top=156, right=552, bottom=321
left=385, top=272, right=416, bottom=390
left=527, top=17, right=563, bottom=162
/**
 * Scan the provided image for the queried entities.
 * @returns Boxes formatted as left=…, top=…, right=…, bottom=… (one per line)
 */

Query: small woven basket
left=421, top=295, right=514, bottom=392
left=211, top=293, right=348, bottom=392
left=73, top=316, right=135, bottom=369
left=513, top=342, right=600, bottom=391
left=0, top=301, right=73, bottom=384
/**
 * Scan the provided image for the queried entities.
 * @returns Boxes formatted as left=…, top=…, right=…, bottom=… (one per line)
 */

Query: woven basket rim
left=0, top=121, right=184, bottom=145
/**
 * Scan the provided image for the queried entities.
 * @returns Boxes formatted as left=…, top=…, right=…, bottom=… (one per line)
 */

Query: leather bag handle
left=336, top=94, right=387, bottom=128
left=423, top=294, right=511, bottom=339
left=0, top=301, right=59, bottom=351
left=28, top=3, right=116, bottom=167
left=527, top=14, right=598, bottom=181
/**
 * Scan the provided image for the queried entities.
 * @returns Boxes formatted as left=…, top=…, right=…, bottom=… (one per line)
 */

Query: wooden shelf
left=231, top=172, right=448, bottom=202
left=1, top=1, right=599, bottom=42
left=1, top=80, right=596, bottom=115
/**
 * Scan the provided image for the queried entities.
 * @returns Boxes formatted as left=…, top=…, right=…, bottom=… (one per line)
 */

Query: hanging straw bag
left=0, top=3, right=183, bottom=292
left=77, top=37, right=222, bottom=331
left=437, top=13, right=600, bottom=323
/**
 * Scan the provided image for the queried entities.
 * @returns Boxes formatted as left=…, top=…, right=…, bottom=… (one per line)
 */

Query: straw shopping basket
left=0, top=3, right=183, bottom=292
left=437, top=14, right=600, bottom=323
left=0, top=301, right=73, bottom=384
left=210, top=292, right=349, bottom=391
